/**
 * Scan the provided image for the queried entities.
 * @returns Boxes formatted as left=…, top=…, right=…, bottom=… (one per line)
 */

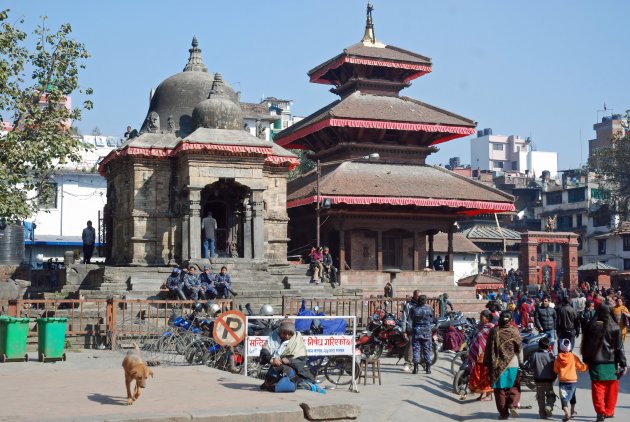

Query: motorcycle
left=357, top=310, right=438, bottom=366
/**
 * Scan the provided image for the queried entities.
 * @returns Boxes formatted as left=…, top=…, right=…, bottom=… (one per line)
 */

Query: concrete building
left=471, top=129, right=558, bottom=178
left=25, top=135, right=122, bottom=265
left=589, top=114, right=625, bottom=170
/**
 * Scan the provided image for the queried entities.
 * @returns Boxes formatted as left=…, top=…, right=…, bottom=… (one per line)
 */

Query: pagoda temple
left=98, top=38, right=298, bottom=266
left=275, top=4, right=515, bottom=291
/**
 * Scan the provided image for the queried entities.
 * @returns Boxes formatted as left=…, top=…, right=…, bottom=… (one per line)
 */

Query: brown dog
left=122, top=344, right=153, bottom=405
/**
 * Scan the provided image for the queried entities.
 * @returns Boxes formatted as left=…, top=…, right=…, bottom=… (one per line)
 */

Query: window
left=512, top=161, right=518, bottom=170
left=576, top=214, right=583, bottom=228
left=38, top=182, right=58, bottom=209
left=494, top=161, right=504, bottom=169
left=591, top=188, right=609, bottom=200
left=568, top=188, right=586, bottom=203
left=557, top=215, right=572, bottom=230
left=546, top=191, right=562, bottom=205
left=624, top=235, right=630, bottom=251
left=492, top=143, right=504, bottom=151
left=382, top=236, right=402, bottom=267
left=598, top=239, right=607, bottom=255
left=593, top=208, right=611, bottom=227
left=625, top=259, right=630, bottom=271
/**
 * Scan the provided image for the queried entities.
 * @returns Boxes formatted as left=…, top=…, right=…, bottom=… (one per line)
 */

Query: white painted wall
left=528, top=151, right=558, bottom=179
left=452, top=253, right=480, bottom=284
left=471, top=135, right=491, bottom=170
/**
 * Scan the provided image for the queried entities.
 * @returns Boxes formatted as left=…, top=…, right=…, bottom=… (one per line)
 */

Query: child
left=529, top=337, right=557, bottom=419
left=554, top=339, right=588, bottom=421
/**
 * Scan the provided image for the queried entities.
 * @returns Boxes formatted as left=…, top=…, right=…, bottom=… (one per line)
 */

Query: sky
left=4, top=0, right=629, bottom=169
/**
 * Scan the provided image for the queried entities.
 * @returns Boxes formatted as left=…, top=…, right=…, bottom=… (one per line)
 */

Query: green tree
left=287, top=149, right=315, bottom=181
left=0, top=10, right=92, bottom=221
left=590, top=110, right=630, bottom=221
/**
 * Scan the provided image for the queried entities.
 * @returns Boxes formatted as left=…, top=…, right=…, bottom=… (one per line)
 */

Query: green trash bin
left=0, top=315, right=30, bottom=362
left=36, top=317, right=68, bottom=362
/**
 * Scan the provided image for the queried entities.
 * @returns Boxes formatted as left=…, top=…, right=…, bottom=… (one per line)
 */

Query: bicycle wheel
left=450, top=350, right=468, bottom=375
left=324, top=356, right=359, bottom=386
left=452, top=368, right=470, bottom=399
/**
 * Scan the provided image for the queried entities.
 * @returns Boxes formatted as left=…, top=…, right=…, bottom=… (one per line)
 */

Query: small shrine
left=99, top=38, right=298, bottom=266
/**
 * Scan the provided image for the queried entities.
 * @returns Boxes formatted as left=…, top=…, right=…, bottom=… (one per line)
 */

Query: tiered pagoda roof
left=279, top=3, right=514, bottom=215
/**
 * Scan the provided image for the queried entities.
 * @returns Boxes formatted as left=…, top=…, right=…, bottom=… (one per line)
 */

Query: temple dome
left=192, top=73, right=243, bottom=130
left=140, top=37, right=238, bottom=136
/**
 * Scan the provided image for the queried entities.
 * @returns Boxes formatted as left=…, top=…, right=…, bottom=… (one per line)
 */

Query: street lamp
left=316, top=153, right=380, bottom=247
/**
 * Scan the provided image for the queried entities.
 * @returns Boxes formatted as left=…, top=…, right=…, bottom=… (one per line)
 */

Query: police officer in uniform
left=407, top=294, right=435, bottom=374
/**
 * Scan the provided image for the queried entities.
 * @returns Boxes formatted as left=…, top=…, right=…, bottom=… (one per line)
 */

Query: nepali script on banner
left=246, top=335, right=354, bottom=357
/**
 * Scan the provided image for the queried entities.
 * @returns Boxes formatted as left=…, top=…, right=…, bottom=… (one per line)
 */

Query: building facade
left=471, top=130, right=558, bottom=178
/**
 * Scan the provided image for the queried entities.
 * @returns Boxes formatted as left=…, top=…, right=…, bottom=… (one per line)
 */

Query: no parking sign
left=212, top=310, right=247, bottom=346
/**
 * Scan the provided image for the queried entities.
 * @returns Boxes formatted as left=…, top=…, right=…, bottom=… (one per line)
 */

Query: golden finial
left=361, top=2, right=376, bottom=44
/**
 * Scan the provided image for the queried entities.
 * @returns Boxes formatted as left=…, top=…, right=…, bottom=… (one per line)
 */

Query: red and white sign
left=246, top=335, right=354, bottom=357
left=212, top=310, right=246, bottom=346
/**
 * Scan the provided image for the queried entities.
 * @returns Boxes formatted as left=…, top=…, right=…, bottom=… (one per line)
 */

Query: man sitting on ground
left=200, top=265, right=217, bottom=299
left=215, top=266, right=235, bottom=299
left=184, top=266, right=202, bottom=301
left=166, top=268, right=186, bottom=300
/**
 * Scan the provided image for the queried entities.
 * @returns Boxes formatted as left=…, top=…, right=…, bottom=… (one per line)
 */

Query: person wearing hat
left=166, top=268, right=186, bottom=300
left=259, top=319, right=313, bottom=392
left=554, top=338, right=588, bottom=421
left=199, top=266, right=217, bottom=299
left=321, top=246, right=338, bottom=286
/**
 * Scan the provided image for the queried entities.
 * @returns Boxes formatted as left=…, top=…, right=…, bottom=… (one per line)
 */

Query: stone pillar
left=520, top=233, right=539, bottom=289
left=417, top=234, right=427, bottom=269
left=188, top=188, right=202, bottom=260
left=562, top=234, right=580, bottom=291
left=339, top=228, right=346, bottom=274
left=252, top=190, right=265, bottom=259
left=181, top=213, right=190, bottom=261
left=243, top=198, right=252, bottom=259
left=377, top=230, right=383, bottom=270
left=413, top=231, right=420, bottom=271
left=428, top=231, right=436, bottom=269
left=447, top=225, right=454, bottom=272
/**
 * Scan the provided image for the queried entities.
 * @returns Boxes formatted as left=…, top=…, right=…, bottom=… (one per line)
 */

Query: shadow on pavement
left=87, top=393, right=127, bottom=406
left=403, top=399, right=461, bottom=419
left=403, top=382, right=461, bottom=404
left=220, top=382, right=261, bottom=391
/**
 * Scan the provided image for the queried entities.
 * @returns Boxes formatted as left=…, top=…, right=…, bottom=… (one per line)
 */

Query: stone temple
left=99, top=37, right=298, bottom=267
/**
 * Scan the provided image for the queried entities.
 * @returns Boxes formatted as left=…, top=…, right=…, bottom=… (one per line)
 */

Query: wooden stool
left=358, top=358, right=382, bottom=385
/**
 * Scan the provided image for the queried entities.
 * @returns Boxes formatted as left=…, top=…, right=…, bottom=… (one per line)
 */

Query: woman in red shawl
left=519, top=297, right=531, bottom=330
left=467, top=309, right=495, bottom=400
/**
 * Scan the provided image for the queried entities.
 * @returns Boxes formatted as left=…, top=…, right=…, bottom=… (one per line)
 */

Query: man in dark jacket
left=556, top=296, right=580, bottom=352
left=407, top=294, right=435, bottom=374
left=534, top=296, right=557, bottom=347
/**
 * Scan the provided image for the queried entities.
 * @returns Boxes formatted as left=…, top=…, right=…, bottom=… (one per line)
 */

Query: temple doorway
left=201, top=180, right=251, bottom=258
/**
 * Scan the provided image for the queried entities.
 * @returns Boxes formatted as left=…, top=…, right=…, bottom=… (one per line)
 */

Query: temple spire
left=361, top=2, right=377, bottom=45
left=183, top=35, right=208, bottom=72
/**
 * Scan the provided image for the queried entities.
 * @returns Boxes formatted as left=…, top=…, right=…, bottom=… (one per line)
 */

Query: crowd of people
left=465, top=282, right=628, bottom=421
left=164, top=265, right=235, bottom=300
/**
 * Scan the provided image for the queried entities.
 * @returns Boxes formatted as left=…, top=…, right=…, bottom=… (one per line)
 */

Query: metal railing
left=281, top=296, right=440, bottom=327
left=4, top=298, right=234, bottom=345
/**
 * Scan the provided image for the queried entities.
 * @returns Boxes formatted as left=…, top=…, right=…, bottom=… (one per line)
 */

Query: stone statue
left=545, top=215, right=557, bottom=232
left=229, top=241, right=238, bottom=258
left=147, top=111, right=160, bottom=133
left=167, top=115, right=175, bottom=133
left=256, top=120, right=266, bottom=140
